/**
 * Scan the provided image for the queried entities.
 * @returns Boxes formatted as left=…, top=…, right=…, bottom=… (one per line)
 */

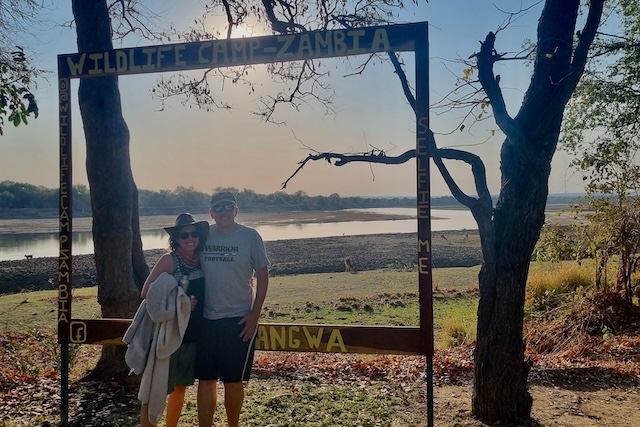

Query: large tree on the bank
left=71, top=0, right=149, bottom=382
left=279, top=0, right=605, bottom=423
left=470, top=2, right=603, bottom=421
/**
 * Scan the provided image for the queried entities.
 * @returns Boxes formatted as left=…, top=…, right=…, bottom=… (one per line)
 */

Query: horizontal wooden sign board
left=58, top=22, right=426, bottom=78
left=62, top=318, right=427, bottom=355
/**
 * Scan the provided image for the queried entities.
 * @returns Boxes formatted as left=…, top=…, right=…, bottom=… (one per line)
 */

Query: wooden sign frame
left=58, top=21, right=432, bottom=424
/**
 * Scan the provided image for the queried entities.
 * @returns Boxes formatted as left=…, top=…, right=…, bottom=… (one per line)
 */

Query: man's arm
left=239, top=266, right=269, bottom=341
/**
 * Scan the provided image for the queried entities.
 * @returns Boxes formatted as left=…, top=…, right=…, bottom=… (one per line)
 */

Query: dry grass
left=526, top=263, right=592, bottom=312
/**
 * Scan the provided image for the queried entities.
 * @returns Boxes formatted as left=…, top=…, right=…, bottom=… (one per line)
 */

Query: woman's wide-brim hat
left=163, top=213, right=209, bottom=237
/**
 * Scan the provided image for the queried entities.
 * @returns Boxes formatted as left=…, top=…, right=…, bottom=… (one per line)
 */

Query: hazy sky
left=3, top=0, right=586, bottom=197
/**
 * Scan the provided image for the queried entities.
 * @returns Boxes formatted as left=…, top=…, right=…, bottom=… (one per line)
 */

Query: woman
left=140, top=213, right=209, bottom=427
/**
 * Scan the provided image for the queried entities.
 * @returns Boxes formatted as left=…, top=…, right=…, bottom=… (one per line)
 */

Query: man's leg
left=223, top=382, right=244, bottom=427
left=197, top=379, right=218, bottom=427
left=165, top=385, right=187, bottom=427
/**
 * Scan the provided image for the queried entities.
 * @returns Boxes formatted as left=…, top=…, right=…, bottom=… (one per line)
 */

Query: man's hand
left=238, top=311, right=260, bottom=341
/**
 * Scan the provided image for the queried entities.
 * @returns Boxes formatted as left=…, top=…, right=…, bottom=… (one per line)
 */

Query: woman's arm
left=140, top=253, right=174, bottom=299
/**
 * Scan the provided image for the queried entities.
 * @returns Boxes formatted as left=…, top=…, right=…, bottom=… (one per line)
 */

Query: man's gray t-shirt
left=200, top=223, right=269, bottom=320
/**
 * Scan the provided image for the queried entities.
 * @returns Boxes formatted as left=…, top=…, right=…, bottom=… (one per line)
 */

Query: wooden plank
left=58, top=22, right=426, bottom=78
left=64, top=318, right=426, bottom=355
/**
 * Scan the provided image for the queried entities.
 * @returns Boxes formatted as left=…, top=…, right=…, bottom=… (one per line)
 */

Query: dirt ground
left=3, top=349, right=637, bottom=427
left=2, top=341, right=638, bottom=427
left=428, top=386, right=639, bottom=427
left=435, top=381, right=640, bottom=427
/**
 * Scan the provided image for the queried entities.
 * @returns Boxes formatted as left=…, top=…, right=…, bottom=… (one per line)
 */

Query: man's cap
left=210, top=191, right=237, bottom=207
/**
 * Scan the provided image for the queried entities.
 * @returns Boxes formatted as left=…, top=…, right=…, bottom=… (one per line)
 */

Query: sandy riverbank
left=0, top=206, right=581, bottom=294
left=0, top=229, right=482, bottom=295
left=0, top=210, right=420, bottom=234
left=0, top=204, right=580, bottom=234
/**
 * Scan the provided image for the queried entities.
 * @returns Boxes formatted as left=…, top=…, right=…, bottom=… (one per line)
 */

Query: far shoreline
left=0, top=209, right=423, bottom=235
left=0, top=204, right=578, bottom=235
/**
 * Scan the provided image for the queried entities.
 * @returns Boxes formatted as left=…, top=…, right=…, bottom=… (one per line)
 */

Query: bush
left=533, top=222, right=587, bottom=262
left=526, top=264, right=592, bottom=313
left=439, top=316, right=475, bottom=348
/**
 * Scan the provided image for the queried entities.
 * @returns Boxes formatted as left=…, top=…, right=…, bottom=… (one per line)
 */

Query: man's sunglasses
left=179, top=231, right=200, bottom=240
left=212, top=203, right=236, bottom=213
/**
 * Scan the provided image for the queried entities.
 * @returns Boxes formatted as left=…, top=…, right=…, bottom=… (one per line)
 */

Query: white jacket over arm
left=122, top=272, right=191, bottom=425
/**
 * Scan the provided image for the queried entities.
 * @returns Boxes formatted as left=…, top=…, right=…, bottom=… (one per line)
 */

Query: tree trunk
left=72, top=0, right=149, bottom=383
left=472, top=134, right=553, bottom=421
left=470, top=0, right=604, bottom=422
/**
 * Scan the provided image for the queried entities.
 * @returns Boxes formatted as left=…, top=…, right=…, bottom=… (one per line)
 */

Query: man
left=197, top=191, right=269, bottom=427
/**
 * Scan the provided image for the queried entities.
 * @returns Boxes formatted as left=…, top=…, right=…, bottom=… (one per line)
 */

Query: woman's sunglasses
left=179, top=231, right=200, bottom=240
left=212, top=203, right=236, bottom=213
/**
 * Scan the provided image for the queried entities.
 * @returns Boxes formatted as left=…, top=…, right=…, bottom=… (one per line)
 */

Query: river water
left=0, top=208, right=476, bottom=261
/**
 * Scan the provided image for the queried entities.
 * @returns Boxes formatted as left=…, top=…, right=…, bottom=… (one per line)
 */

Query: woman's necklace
left=180, top=274, right=190, bottom=288
left=174, top=251, right=199, bottom=291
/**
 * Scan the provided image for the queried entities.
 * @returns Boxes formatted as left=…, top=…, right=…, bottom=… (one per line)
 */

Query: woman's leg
left=140, top=403, right=155, bottom=427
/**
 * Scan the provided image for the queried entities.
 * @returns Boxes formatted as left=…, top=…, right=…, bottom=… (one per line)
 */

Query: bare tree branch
left=564, top=0, right=605, bottom=95
left=261, top=0, right=307, bottom=34
left=281, top=129, right=493, bottom=226
left=475, top=31, right=523, bottom=143
left=279, top=12, right=497, bottom=222
left=107, top=0, right=165, bottom=42
left=281, top=147, right=415, bottom=189
left=388, top=51, right=415, bottom=111
left=151, top=0, right=410, bottom=122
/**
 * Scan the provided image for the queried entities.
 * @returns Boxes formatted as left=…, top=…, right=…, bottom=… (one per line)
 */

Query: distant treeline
left=0, top=180, right=583, bottom=217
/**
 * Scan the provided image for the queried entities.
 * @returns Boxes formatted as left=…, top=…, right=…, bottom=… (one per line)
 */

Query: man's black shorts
left=196, top=317, right=256, bottom=383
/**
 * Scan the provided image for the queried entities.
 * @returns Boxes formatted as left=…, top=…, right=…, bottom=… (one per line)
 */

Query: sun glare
left=230, top=24, right=263, bottom=38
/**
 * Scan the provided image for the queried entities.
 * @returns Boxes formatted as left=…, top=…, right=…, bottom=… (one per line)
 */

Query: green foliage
left=0, top=0, right=52, bottom=137
left=559, top=0, right=640, bottom=302
left=562, top=1, right=640, bottom=156
left=139, top=186, right=419, bottom=213
left=1, top=181, right=582, bottom=215
left=0, top=180, right=55, bottom=208
left=215, top=187, right=420, bottom=213
left=0, top=47, right=39, bottom=135
left=602, top=325, right=614, bottom=341
left=2, top=181, right=464, bottom=214
left=536, top=197, right=639, bottom=296
left=534, top=221, right=589, bottom=262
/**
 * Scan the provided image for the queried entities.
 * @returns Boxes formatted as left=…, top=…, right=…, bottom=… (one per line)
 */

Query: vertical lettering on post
left=58, top=75, right=72, bottom=343
left=415, top=25, right=433, bottom=356
left=416, top=115, right=431, bottom=272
